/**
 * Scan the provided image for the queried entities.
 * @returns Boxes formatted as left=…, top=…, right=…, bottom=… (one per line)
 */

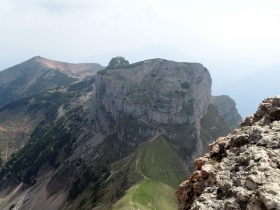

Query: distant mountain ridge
left=0, top=56, right=104, bottom=107
left=31, top=56, right=104, bottom=79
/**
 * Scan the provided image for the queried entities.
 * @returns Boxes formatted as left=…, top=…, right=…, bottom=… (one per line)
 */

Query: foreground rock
left=176, top=96, right=280, bottom=210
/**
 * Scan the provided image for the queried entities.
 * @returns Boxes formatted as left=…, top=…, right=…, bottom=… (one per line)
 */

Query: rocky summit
left=176, top=96, right=280, bottom=210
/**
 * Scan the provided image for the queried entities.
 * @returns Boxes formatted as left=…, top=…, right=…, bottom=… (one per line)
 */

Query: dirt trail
left=139, top=118, right=154, bottom=127
left=149, top=133, right=161, bottom=142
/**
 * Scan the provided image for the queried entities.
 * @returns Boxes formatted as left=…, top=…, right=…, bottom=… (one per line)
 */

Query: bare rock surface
left=176, top=96, right=280, bottom=210
left=95, top=59, right=212, bottom=164
left=95, top=59, right=212, bottom=126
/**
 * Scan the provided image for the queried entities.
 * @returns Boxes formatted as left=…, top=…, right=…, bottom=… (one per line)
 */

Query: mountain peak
left=29, top=55, right=47, bottom=62
left=0, top=56, right=104, bottom=107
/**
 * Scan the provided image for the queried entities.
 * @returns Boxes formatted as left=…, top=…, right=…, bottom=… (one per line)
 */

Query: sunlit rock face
left=176, top=96, right=280, bottom=210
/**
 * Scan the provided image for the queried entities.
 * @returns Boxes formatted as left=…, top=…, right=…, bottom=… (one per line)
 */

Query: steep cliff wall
left=176, top=96, right=280, bottom=210
left=95, top=59, right=212, bottom=126
left=94, top=59, right=213, bottom=164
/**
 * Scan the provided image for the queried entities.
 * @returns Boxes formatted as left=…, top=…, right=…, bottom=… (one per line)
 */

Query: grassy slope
left=112, top=179, right=177, bottom=210
left=63, top=134, right=184, bottom=210
left=112, top=135, right=189, bottom=210
left=138, top=135, right=189, bottom=189
left=112, top=105, right=232, bottom=210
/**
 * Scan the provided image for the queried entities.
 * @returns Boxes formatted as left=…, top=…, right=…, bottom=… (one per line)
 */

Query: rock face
left=94, top=59, right=213, bottom=164
left=96, top=59, right=212, bottom=127
left=176, top=96, right=280, bottom=210
left=212, top=95, right=242, bottom=130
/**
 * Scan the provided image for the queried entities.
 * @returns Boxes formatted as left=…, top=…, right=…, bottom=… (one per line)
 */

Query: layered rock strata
left=95, top=59, right=212, bottom=162
left=176, top=96, right=280, bottom=210
left=95, top=60, right=212, bottom=127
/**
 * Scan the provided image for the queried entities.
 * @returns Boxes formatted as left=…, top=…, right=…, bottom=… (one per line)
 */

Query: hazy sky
left=1, top=0, right=280, bottom=70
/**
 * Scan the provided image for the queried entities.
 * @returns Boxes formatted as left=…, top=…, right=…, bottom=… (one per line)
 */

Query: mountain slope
left=0, top=58, right=241, bottom=210
left=112, top=179, right=178, bottom=210
left=0, top=56, right=104, bottom=108
left=0, top=97, right=45, bottom=164
left=0, top=78, right=96, bottom=165
left=31, top=56, right=104, bottom=79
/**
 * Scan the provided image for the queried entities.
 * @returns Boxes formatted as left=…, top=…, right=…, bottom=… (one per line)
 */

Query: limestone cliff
left=176, top=96, right=280, bottom=210
left=96, top=59, right=211, bottom=126
left=94, top=59, right=212, bottom=163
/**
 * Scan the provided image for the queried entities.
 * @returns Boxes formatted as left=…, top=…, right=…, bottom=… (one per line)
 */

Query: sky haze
left=1, top=0, right=280, bottom=71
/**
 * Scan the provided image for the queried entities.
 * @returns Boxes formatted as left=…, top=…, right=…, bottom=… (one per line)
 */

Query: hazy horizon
left=1, top=0, right=280, bottom=71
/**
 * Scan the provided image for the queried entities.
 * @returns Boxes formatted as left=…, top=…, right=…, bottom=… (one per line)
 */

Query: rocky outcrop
left=176, top=96, right=280, bottom=210
left=212, top=95, right=242, bottom=130
left=107, top=56, right=129, bottom=69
